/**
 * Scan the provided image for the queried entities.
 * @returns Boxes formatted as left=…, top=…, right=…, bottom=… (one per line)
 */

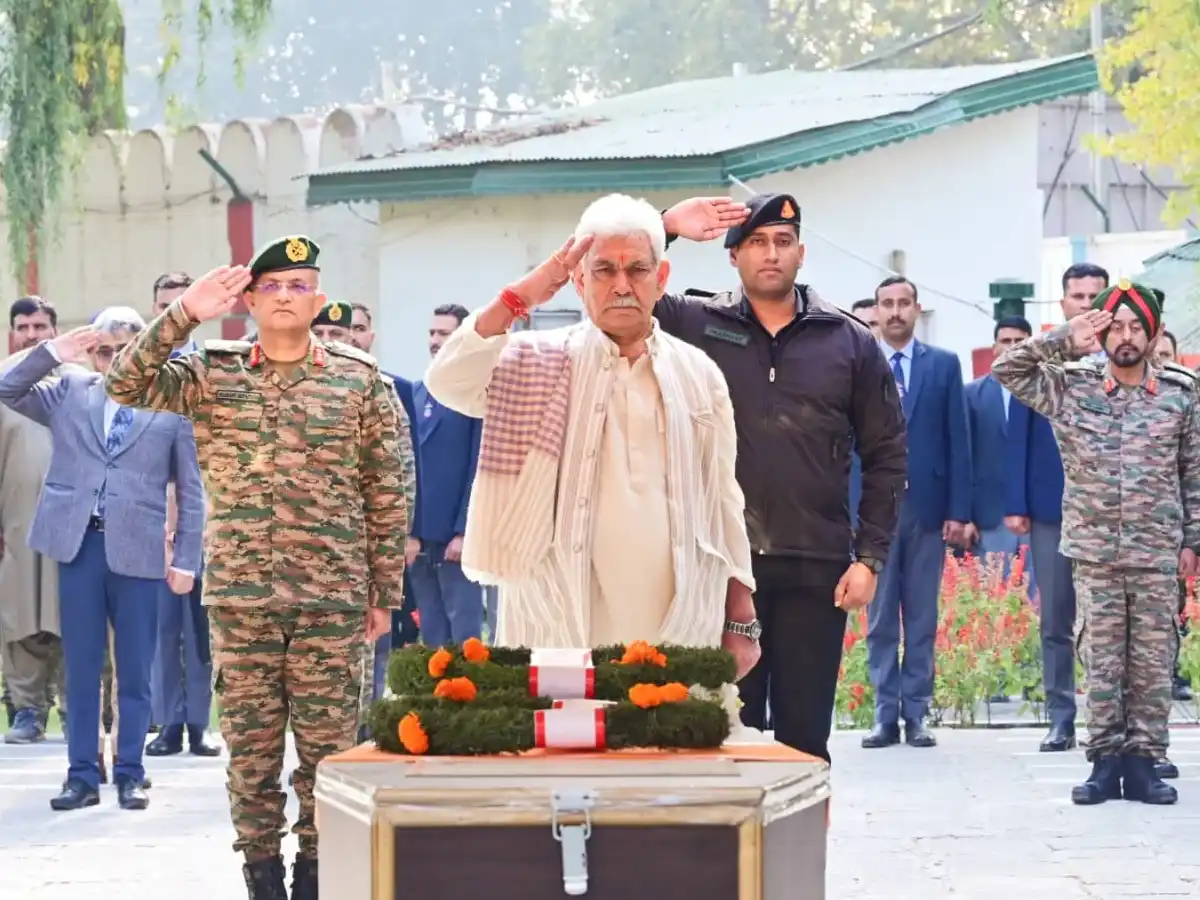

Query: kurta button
left=586, top=449, right=596, bottom=457
left=602, top=361, right=612, bottom=370
left=573, top=543, right=583, bottom=552
left=577, top=497, right=587, bottom=507
left=594, top=402, right=603, bottom=412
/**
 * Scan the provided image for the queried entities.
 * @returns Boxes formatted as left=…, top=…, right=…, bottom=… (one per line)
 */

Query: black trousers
left=739, top=556, right=848, bottom=763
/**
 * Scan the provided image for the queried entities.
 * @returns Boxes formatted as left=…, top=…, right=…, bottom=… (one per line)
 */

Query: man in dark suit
left=348, top=302, right=420, bottom=702
left=0, top=307, right=204, bottom=811
left=409, top=303, right=485, bottom=645
left=964, top=316, right=1033, bottom=573
left=1005, top=263, right=1108, bottom=753
left=863, top=275, right=971, bottom=750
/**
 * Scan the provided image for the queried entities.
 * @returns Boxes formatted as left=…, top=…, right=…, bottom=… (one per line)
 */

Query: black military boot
left=1070, top=755, right=1123, bottom=805
left=1122, top=754, right=1178, bottom=805
left=291, top=855, right=318, bottom=900
left=243, top=856, right=288, bottom=900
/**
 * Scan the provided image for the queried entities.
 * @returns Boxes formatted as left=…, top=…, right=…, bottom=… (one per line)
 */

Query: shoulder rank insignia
left=324, top=340, right=378, bottom=367
left=1159, top=362, right=1197, bottom=390
left=285, top=237, right=309, bottom=263
left=683, top=288, right=717, bottom=299
left=203, top=339, right=252, bottom=354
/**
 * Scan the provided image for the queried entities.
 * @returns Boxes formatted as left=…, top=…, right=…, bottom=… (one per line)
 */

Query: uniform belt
left=87, top=515, right=105, bottom=532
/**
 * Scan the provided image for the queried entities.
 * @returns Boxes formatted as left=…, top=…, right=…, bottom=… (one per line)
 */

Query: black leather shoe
left=291, top=855, right=318, bottom=900
left=861, top=722, right=901, bottom=749
left=1174, top=681, right=1193, bottom=702
left=244, top=856, right=288, bottom=900
left=904, top=719, right=937, bottom=748
left=1123, top=754, right=1178, bottom=805
left=1071, top=756, right=1123, bottom=805
left=146, top=724, right=184, bottom=756
left=188, top=726, right=222, bottom=757
left=1155, top=757, right=1179, bottom=780
left=1039, top=724, right=1076, bottom=752
left=50, top=778, right=100, bottom=811
left=115, top=775, right=149, bottom=810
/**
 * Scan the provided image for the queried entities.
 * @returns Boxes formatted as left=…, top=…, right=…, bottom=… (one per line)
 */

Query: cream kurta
left=426, top=313, right=754, bottom=650
left=588, top=355, right=674, bottom=645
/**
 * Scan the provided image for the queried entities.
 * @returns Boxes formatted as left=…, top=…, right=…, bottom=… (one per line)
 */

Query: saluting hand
left=180, top=265, right=254, bottom=323
left=511, top=235, right=595, bottom=308
left=1066, top=309, right=1112, bottom=357
left=663, top=197, right=751, bottom=242
left=50, top=326, right=102, bottom=364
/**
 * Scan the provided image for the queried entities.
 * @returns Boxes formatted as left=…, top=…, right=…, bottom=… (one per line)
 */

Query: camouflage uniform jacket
left=993, top=322, right=1200, bottom=570
left=104, top=299, right=408, bottom=611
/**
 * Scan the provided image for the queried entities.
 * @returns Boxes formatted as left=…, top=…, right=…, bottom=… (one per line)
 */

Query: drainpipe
left=198, top=149, right=255, bottom=339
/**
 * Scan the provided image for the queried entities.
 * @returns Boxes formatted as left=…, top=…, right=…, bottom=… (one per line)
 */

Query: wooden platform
left=315, top=742, right=830, bottom=900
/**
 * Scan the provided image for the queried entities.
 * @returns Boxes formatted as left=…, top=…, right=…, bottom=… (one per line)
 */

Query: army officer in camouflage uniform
left=993, top=281, right=1200, bottom=808
left=105, top=237, right=408, bottom=900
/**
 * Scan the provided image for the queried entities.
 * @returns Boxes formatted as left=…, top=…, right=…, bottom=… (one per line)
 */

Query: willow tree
left=1074, top=0, right=1200, bottom=225
left=0, top=0, right=272, bottom=288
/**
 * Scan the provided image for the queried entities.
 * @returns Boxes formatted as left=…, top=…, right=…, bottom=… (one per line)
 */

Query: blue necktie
left=891, top=351, right=907, bottom=399
left=97, top=407, right=134, bottom=517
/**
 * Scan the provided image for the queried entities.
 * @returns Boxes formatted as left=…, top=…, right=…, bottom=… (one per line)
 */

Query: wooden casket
left=315, top=742, right=830, bottom=900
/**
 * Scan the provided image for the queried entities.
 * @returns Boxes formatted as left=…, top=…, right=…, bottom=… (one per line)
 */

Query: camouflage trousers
left=210, top=607, right=364, bottom=861
left=1074, top=563, right=1176, bottom=761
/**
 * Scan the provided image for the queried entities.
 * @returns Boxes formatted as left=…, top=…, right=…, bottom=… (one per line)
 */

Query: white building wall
left=375, top=108, right=1043, bottom=378
left=0, top=104, right=430, bottom=346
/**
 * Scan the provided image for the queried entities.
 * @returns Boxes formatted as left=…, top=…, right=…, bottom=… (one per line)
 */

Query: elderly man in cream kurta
left=426, top=194, right=761, bottom=676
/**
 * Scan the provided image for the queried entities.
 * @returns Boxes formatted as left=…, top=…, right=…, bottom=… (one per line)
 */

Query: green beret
left=1093, top=279, right=1162, bottom=335
left=248, top=235, right=321, bottom=279
left=312, top=301, right=352, bottom=328
left=724, top=192, right=801, bottom=249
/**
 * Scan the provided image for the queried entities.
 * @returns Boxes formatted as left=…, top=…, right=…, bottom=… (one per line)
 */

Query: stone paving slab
left=1, top=727, right=1196, bottom=898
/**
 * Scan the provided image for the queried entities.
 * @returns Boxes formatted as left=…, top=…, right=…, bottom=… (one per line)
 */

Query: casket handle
left=551, top=789, right=596, bottom=896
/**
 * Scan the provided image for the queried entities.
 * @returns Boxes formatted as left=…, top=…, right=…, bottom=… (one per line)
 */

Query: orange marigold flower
left=659, top=682, right=690, bottom=703
left=620, top=640, right=668, bottom=667
left=427, top=648, right=453, bottom=679
left=433, top=677, right=478, bottom=702
left=628, top=684, right=663, bottom=708
left=462, top=637, right=490, bottom=663
left=398, top=713, right=429, bottom=755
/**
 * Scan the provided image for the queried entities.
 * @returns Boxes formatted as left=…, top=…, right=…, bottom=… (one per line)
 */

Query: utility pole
left=1089, top=4, right=1109, bottom=232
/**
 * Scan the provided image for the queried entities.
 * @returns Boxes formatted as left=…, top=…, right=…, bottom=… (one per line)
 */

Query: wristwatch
left=724, top=619, right=762, bottom=641
left=856, top=556, right=884, bottom=574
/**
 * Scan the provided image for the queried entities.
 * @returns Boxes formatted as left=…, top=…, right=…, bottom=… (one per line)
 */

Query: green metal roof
left=307, top=53, right=1098, bottom=207
left=1134, top=236, right=1200, bottom=350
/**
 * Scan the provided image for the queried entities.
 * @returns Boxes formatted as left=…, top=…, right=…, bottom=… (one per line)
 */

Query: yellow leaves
left=1084, top=0, right=1200, bottom=224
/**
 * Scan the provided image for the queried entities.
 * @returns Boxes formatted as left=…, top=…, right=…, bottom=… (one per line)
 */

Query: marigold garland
left=389, top=642, right=734, bottom=699
left=462, top=637, right=490, bottom=663
left=373, top=697, right=730, bottom=757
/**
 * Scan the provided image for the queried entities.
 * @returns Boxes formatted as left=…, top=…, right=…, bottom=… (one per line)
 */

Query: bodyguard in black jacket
left=653, top=193, right=908, bottom=762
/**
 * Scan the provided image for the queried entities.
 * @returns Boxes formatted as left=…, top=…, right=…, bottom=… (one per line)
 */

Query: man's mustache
left=607, top=295, right=639, bottom=309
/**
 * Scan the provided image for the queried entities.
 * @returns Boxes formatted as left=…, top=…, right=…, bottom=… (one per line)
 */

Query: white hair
left=573, top=193, right=667, bottom=261
left=93, top=306, right=145, bottom=335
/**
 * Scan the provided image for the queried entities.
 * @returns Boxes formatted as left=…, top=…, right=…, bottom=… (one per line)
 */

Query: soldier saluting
left=105, top=237, right=408, bottom=900
left=993, top=280, right=1200, bottom=807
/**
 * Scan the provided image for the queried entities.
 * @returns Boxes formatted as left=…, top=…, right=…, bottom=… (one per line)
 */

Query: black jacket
left=654, top=286, right=907, bottom=565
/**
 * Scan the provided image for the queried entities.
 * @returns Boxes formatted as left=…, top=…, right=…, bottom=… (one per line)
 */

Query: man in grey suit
left=0, top=307, right=204, bottom=812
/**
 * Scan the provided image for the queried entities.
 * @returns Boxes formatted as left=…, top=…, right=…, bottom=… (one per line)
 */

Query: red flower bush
left=835, top=546, right=1046, bottom=728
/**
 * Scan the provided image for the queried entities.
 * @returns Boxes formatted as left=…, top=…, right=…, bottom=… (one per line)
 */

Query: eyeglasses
left=250, top=281, right=317, bottom=295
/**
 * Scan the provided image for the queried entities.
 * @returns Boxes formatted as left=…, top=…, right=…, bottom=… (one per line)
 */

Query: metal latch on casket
left=551, top=789, right=596, bottom=895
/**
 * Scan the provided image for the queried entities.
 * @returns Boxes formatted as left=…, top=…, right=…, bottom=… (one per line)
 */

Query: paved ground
left=1, top=726, right=1197, bottom=898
